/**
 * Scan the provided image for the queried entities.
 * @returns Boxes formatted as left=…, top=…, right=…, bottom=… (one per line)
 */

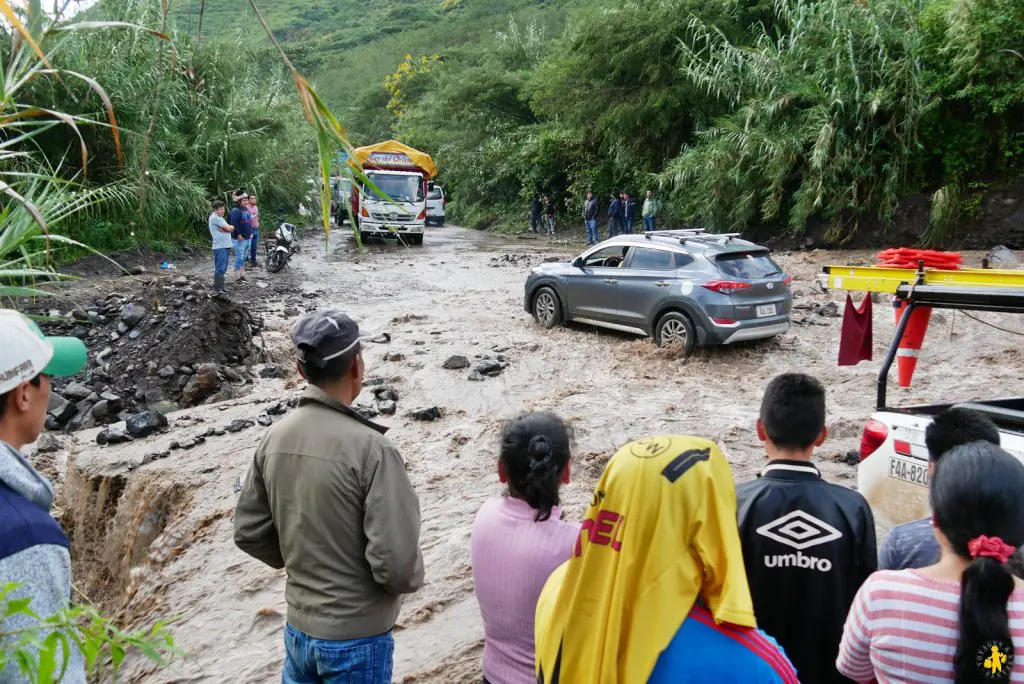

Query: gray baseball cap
left=290, top=310, right=387, bottom=368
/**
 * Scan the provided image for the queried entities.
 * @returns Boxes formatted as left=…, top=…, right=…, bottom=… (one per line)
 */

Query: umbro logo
left=756, top=510, right=842, bottom=550
left=757, top=511, right=842, bottom=573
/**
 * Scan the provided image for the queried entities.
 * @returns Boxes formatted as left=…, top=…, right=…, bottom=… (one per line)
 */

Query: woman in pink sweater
left=471, top=412, right=579, bottom=684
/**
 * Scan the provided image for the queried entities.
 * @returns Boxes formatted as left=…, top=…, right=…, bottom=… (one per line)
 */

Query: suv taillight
left=702, top=280, right=752, bottom=294
left=783, top=274, right=793, bottom=285
left=859, top=419, right=889, bottom=461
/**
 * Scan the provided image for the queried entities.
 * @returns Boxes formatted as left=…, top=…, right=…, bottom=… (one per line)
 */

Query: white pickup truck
left=848, top=282, right=1024, bottom=530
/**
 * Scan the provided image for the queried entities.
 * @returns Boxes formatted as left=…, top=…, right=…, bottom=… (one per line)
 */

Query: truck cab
left=350, top=141, right=437, bottom=247
left=356, top=170, right=427, bottom=245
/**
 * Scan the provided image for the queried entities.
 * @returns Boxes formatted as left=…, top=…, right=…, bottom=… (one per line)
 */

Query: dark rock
left=373, top=386, right=399, bottom=402
left=116, top=410, right=133, bottom=423
left=543, top=256, right=561, bottom=263
left=116, top=322, right=129, bottom=335
left=126, top=411, right=169, bottom=438
left=63, top=382, right=92, bottom=401
left=818, top=301, right=841, bottom=318
left=221, top=366, right=241, bottom=382
left=803, top=237, right=816, bottom=250
left=468, top=371, right=485, bottom=382
left=45, top=416, right=60, bottom=431
left=91, top=400, right=112, bottom=419
left=144, top=388, right=166, bottom=405
left=178, top=366, right=194, bottom=376
left=266, top=402, right=287, bottom=416
left=176, top=438, right=198, bottom=450
left=257, top=415, right=273, bottom=427
left=47, top=396, right=78, bottom=428
left=378, top=400, right=397, bottom=415
left=226, top=418, right=255, bottom=433
left=72, top=326, right=89, bottom=339
left=71, top=308, right=89, bottom=322
left=260, top=364, right=285, bottom=379
left=157, top=365, right=176, bottom=379
left=119, top=303, right=148, bottom=330
left=442, top=355, right=470, bottom=370
left=840, top=450, right=860, bottom=467
left=472, top=359, right=504, bottom=377
left=96, top=426, right=131, bottom=446
left=128, top=329, right=142, bottom=340
left=363, top=377, right=386, bottom=387
left=35, top=433, right=63, bottom=454
left=283, top=306, right=301, bottom=317
left=355, top=406, right=379, bottom=420
left=100, top=391, right=121, bottom=406
left=130, top=265, right=146, bottom=276
left=410, top=406, right=442, bottom=422
left=181, top=364, right=220, bottom=407
left=384, top=351, right=405, bottom=362
left=173, top=275, right=189, bottom=287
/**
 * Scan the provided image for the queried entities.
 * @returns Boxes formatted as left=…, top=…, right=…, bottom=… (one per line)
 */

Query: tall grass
left=662, top=0, right=933, bottom=239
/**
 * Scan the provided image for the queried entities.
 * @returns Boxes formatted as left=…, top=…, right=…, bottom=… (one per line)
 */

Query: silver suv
left=523, top=230, right=792, bottom=355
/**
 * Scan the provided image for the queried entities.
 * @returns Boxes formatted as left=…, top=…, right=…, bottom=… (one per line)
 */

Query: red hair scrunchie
left=968, top=535, right=1016, bottom=564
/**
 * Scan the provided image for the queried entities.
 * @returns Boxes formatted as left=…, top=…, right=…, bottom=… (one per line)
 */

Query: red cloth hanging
left=838, top=294, right=873, bottom=366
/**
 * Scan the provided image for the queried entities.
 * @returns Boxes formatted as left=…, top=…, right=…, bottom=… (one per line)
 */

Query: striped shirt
left=837, top=569, right=1024, bottom=683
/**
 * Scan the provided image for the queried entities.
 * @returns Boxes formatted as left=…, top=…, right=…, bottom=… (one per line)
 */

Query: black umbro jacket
left=736, top=460, right=877, bottom=684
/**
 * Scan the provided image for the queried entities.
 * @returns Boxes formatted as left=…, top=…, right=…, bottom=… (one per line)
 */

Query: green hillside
left=171, top=0, right=573, bottom=127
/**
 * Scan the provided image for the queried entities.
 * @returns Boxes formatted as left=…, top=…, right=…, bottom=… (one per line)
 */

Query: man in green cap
left=0, top=309, right=88, bottom=683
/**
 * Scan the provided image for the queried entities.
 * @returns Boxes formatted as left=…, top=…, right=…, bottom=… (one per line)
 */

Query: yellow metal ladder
left=818, top=265, right=1024, bottom=294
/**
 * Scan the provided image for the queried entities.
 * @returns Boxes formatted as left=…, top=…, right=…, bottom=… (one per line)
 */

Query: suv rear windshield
left=715, top=251, right=782, bottom=279
left=428, top=188, right=443, bottom=200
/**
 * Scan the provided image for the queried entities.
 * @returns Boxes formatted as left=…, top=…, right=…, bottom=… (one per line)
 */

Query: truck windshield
left=364, top=173, right=423, bottom=203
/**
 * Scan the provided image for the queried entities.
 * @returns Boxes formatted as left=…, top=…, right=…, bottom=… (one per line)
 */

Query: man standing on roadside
left=878, top=407, right=1000, bottom=570
left=228, top=191, right=253, bottom=280
left=544, top=195, right=556, bottom=236
left=530, top=195, right=543, bottom=234
left=0, top=310, right=88, bottom=683
left=642, top=190, right=660, bottom=232
left=583, top=191, right=599, bottom=245
left=623, top=191, right=637, bottom=235
left=736, top=373, right=876, bottom=684
left=607, top=191, right=622, bottom=238
left=208, top=200, right=232, bottom=294
left=247, top=193, right=261, bottom=269
left=235, top=310, right=424, bottom=684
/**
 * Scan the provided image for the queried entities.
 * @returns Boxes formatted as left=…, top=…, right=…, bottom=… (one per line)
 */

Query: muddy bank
left=35, top=226, right=1024, bottom=683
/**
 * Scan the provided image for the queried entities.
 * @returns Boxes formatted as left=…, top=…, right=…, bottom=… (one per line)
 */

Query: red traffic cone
left=894, top=302, right=931, bottom=388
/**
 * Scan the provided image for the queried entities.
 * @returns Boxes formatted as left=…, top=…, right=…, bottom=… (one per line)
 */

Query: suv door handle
left=603, top=278, right=618, bottom=284
left=654, top=281, right=671, bottom=287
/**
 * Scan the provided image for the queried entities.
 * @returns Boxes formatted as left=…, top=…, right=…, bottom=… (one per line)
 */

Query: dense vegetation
left=222, top=0, right=1021, bottom=243
left=1, top=0, right=316, bottom=263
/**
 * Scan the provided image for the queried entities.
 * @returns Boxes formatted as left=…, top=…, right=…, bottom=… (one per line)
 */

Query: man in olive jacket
left=234, top=310, right=424, bottom=683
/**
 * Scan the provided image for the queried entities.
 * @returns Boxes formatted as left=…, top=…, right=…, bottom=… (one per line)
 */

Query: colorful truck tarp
left=349, top=140, right=438, bottom=179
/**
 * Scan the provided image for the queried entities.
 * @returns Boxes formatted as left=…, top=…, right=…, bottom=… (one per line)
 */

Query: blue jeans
left=585, top=218, right=598, bottom=244
left=213, top=248, right=230, bottom=275
left=234, top=239, right=251, bottom=271
left=623, top=218, right=634, bottom=234
left=283, top=625, right=394, bottom=684
left=249, top=229, right=260, bottom=264
left=644, top=216, right=657, bottom=232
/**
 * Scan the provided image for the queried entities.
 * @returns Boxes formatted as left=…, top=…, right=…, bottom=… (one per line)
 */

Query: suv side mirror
left=572, top=257, right=583, bottom=268
left=428, top=181, right=435, bottom=191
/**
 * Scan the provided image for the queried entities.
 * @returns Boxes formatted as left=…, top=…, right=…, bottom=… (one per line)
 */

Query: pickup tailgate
left=858, top=409, right=1024, bottom=530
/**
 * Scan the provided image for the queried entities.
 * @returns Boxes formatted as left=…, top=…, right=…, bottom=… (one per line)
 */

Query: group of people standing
left=207, top=189, right=261, bottom=293
left=530, top=190, right=662, bottom=244
left=228, top=325, right=1024, bottom=684
left=585, top=189, right=660, bottom=245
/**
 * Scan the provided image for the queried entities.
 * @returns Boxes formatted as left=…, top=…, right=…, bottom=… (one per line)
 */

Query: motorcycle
left=264, top=222, right=299, bottom=273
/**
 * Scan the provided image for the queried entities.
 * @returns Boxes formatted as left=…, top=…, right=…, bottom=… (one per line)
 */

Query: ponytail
left=499, top=412, right=573, bottom=523
left=522, top=435, right=560, bottom=522
left=956, top=556, right=1014, bottom=683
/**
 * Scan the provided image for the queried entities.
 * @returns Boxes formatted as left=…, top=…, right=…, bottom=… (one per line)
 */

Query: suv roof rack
left=643, top=230, right=743, bottom=245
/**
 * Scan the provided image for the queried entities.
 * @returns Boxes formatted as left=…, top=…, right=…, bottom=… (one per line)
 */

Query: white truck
left=848, top=282, right=1024, bottom=530
left=349, top=141, right=438, bottom=247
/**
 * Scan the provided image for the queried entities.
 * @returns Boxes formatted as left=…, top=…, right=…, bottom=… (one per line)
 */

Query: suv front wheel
left=533, top=287, right=563, bottom=329
left=655, top=312, right=696, bottom=356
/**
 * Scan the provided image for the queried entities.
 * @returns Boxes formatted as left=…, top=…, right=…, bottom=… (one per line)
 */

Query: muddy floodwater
left=46, top=225, right=1024, bottom=682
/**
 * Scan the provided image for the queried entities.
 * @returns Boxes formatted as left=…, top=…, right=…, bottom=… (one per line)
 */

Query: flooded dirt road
left=56, top=225, right=1024, bottom=682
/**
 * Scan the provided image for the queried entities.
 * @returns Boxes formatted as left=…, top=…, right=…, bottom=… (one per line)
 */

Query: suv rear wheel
left=533, top=287, right=562, bottom=329
left=655, top=312, right=696, bottom=356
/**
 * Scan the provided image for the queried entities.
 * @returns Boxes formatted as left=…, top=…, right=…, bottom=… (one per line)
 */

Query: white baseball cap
left=0, top=310, right=88, bottom=394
